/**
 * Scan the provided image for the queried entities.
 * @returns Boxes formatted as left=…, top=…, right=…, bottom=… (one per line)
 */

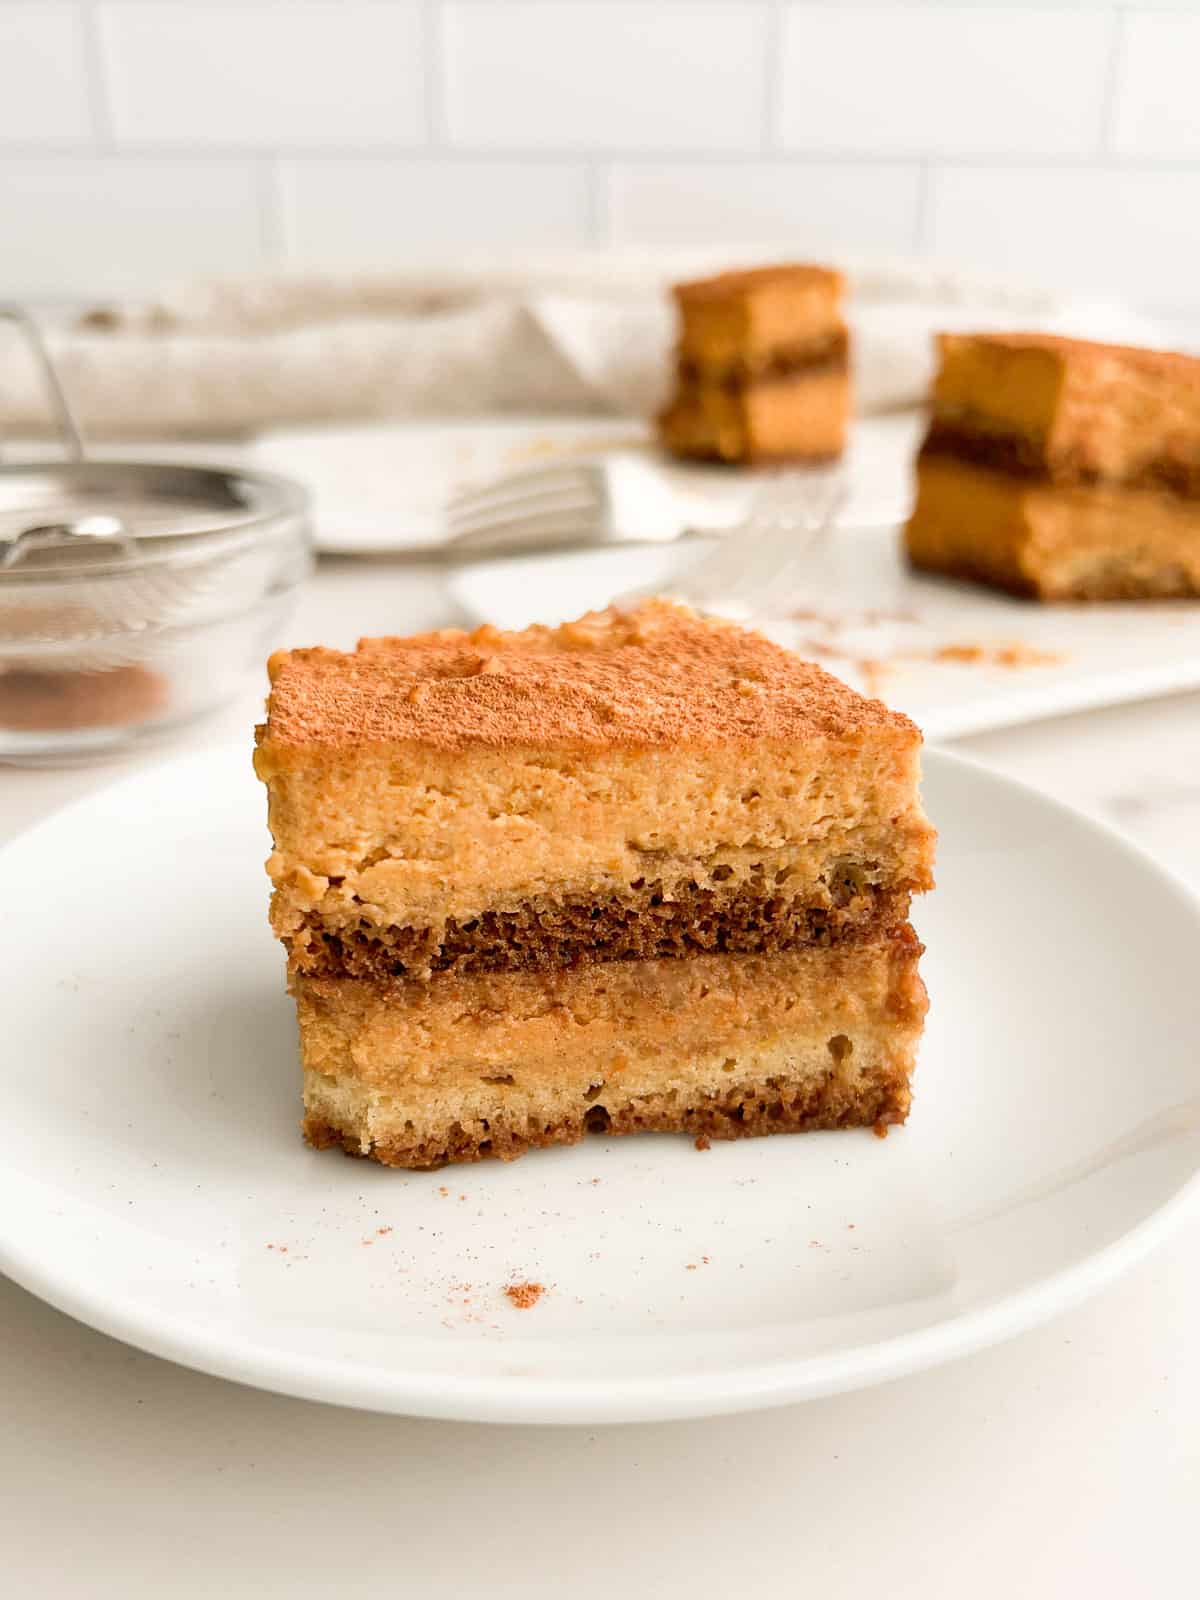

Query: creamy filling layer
left=267, top=732, right=934, bottom=940
left=263, top=740, right=931, bottom=933
left=659, top=369, right=849, bottom=463
left=293, top=932, right=925, bottom=1089
left=906, top=453, right=1200, bottom=600
left=295, top=931, right=925, bottom=1167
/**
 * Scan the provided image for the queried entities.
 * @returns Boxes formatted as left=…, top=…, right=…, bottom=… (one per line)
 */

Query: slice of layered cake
left=906, top=332, right=1200, bottom=599
left=255, top=601, right=934, bottom=1169
left=657, top=265, right=850, bottom=464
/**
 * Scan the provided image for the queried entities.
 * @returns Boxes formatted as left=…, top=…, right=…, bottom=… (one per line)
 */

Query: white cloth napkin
left=1, top=250, right=1169, bottom=439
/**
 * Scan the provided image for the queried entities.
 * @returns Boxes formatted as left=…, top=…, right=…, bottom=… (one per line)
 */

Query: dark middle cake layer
left=677, top=327, right=849, bottom=390
left=288, top=876, right=911, bottom=982
left=922, top=419, right=1200, bottom=499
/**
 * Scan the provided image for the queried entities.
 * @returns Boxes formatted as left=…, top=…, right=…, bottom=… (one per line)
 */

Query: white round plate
left=3, top=746, right=1199, bottom=1423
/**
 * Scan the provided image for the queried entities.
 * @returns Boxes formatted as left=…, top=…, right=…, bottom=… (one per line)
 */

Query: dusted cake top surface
left=260, top=599, right=915, bottom=754
left=930, top=331, right=1200, bottom=487
left=673, top=263, right=844, bottom=306
left=937, top=330, right=1200, bottom=382
left=671, top=264, right=846, bottom=372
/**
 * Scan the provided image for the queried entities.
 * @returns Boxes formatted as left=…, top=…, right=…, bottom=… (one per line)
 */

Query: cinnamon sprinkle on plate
left=504, top=1281, right=545, bottom=1310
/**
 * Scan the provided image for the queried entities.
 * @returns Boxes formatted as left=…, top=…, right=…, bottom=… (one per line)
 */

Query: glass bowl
left=0, top=459, right=312, bottom=763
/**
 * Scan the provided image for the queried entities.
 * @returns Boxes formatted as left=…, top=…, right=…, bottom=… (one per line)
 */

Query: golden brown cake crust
left=303, top=1065, right=909, bottom=1171
left=258, top=600, right=914, bottom=754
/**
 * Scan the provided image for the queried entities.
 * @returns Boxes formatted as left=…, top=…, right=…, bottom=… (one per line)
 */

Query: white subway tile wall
left=0, top=158, right=266, bottom=296
left=279, top=159, right=593, bottom=266
left=0, top=5, right=94, bottom=144
left=441, top=2, right=769, bottom=152
left=0, top=2, right=1194, bottom=309
left=98, top=2, right=427, bottom=147
left=777, top=6, right=1115, bottom=156
left=928, top=165, right=1200, bottom=311
left=1111, top=13, right=1200, bottom=158
left=607, top=163, right=922, bottom=253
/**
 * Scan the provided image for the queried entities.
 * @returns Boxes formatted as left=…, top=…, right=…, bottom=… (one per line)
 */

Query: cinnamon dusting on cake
left=258, top=600, right=918, bottom=756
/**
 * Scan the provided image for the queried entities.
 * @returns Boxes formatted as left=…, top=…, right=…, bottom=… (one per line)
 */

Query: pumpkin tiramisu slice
left=254, top=600, right=935, bottom=1169
left=657, top=264, right=850, bottom=463
left=906, top=332, right=1200, bottom=599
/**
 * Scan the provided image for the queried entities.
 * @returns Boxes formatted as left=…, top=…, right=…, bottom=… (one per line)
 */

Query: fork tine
left=739, top=475, right=844, bottom=589
left=729, top=474, right=847, bottom=608
left=447, top=488, right=599, bottom=539
left=656, top=466, right=848, bottom=615
left=447, top=506, right=600, bottom=555
left=448, top=462, right=599, bottom=517
left=670, top=478, right=785, bottom=596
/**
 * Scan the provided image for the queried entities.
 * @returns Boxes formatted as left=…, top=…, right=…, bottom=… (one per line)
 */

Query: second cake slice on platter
left=906, top=332, right=1200, bottom=599
left=255, top=600, right=935, bottom=1168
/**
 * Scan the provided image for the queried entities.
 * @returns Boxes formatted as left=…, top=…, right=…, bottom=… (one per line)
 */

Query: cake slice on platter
left=906, top=332, right=1200, bottom=600
left=255, top=601, right=935, bottom=1168
left=657, top=265, right=850, bottom=464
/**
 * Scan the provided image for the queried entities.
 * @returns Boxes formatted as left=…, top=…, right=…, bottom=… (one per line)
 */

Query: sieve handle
left=0, top=304, right=86, bottom=463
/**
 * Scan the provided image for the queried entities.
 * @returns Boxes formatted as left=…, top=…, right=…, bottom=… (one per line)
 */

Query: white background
left=2, top=0, right=1200, bottom=308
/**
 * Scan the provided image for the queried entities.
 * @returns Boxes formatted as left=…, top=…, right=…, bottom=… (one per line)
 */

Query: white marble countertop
left=3, top=557, right=1198, bottom=1598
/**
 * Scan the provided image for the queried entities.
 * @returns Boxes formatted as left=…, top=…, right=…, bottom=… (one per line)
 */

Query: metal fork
left=620, top=466, right=847, bottom=620
left=446, top=454, right=692, bottom=557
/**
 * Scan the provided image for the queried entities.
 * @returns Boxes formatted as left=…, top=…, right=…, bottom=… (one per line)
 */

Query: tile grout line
left=77, top=0, right=114, bottom=151
left=1098, top=6, right=1128, bottom=157
left=12, top=145, right=1200, bottom=171
left=257, top=157, right=286, bottom=269
left=5, top=145, right=1200, bottom=176
left=913, top=159, right=932, bottom=256
left=423, top=0, right=445, bottom=149
left=762, top=0, right=782, bottom=155
left=588, top=161, right=609, bottom=247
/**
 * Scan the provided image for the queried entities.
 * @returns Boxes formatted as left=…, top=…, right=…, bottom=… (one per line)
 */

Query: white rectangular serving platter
left=445, top=530, right=1200, bottom=744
